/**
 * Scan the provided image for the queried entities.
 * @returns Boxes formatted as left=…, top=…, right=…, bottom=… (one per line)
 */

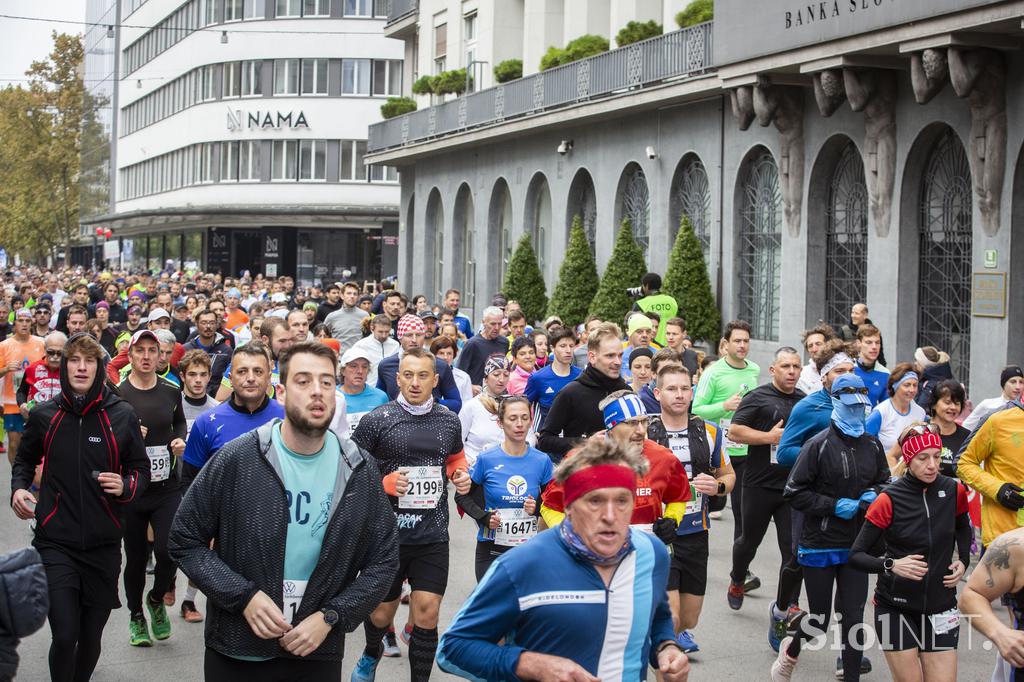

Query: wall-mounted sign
left=972, top=272, right=1006, bottom=318
left=984, top=249, right=998, bottom=268
left=226, top=108, right=310, bottom=131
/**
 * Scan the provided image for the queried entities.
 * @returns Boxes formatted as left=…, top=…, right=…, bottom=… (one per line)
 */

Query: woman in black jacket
left=850, top=423, right=970, bottom=682
left=774, top=374, right=891, bottom=682
left=10, top=333, right=149, bottom=682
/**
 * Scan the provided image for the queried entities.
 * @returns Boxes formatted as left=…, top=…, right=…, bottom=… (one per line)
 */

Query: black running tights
left=798, top=563, right=868, bottom=682
left=47, top=588, right=112, bottom=682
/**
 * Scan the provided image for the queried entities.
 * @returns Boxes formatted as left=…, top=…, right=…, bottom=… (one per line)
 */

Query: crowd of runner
left=2, top=264, right=1023, bottom=681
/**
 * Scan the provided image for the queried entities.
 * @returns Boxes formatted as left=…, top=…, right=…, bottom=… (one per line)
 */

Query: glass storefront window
left=147, top=235, right=163, bottom=272
left=184, top=232, right=203, bottom=271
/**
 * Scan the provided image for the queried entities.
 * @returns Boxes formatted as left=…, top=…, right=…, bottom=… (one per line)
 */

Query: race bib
left=282, top=579, right=308, bottom=625
left=685, top=485, right=703, bottom=516
left=146, top=445, right=171, bottom=482
left=399, top=466, right=444, bottom=509
left=493, top=508, right=538, bottom=547
left=929, top=607, right=960, bottom=635
left=770, top=443, right=779, bottom=465
left=721, top=418, right=740, bottom=450
left=346, top=412, right=368, bottom=438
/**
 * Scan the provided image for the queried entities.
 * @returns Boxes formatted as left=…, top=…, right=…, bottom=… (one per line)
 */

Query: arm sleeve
left=107, top=346, right=129, bottom=384
left=540, top=504, right=565, bottom=528
left=437, top=364, right=463, bottom=413
left=116, top=413, right=150, bottom=504
left=168, top=450, right=260, bottom=614
left=690, top=369, right=726, bottom=421
left=956, top=419, right=1002, bottom=501
left=15, top=376, right=29, bottom=406
left=446, top=450, right=468, bottom=479
left=454, top=342, right=475, bottom=375
left=776, top=402, right=813, bottom=467
left=523, top=374, right=539, bottom=403
left=325, top=459, right=401, bottom=632
left=455, top=482, right=491, bottom=526
left=647, top=546, right=677, bottom=667
left=783, top=439, right=836, bottom=516
left=849, top=519, right=887, bottom=573
left=459, top=406, right=473, bottom=446
left=864, top=409, right=882, bottom=437
left=436, top=562, right=526, bottom=681
left=10, top=409, right=46, bottom=496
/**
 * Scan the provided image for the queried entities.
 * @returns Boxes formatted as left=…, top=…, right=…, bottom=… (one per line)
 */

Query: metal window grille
left=622, top=167, right=650, bottom=255
left=737, top=151, right=782, bottom=341
left=568, top=175, right=597, bottom=254
left=825, top=142, right=869, bottom=327
left=918, top=129, right=972, bottom=384
left=671, top=156, right=711, bottom=261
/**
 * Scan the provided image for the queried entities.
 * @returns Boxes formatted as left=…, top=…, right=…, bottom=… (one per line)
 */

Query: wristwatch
left=320, top=608, right=339, bottom=627
left=717, top=481, right=726, bottom=496
left=882, top=557, right=895, bottom=574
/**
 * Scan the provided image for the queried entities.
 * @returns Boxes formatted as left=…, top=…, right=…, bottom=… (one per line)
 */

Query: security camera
left=646, top=145, right=658, bottom=159
left=557, top=140, right=573, bottom=155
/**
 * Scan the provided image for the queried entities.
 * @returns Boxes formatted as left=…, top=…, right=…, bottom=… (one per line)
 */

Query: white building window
left=369, top=164, right=398, bottom=182
left=244, top=0, right=265, bottom=18
left=239, top=140, right=262, bottom=180
left=272, top=140, right=298, bottom=180
left=221, top=141, right=239, bottom=180
left=304, top=0, right=330, bottom=16
left=224, top=0, right=244, bottom=21
left=241, top=60, right=262, bottom=96
left=205, top=0, right=219, bottom=25
left=342, top=59, right=371, bottom=95
left=372, top=60, right=402, bottom=96
left=274, top=59, right=300, bottom=95
left=301, top=59, right=329, bottom=95
left=339, top=139, right=367, bottom=180
left=223, top=62, right=241, bottom=97
left=299, top=140, right=327, bottom=180
left=344, top=0, right=371, bottom=16
left=197, top=142, right=215, bottom=183
left=201, top=65, right=217, bottom=101
left=276, top=0, right=301, bottom=17
left=373, top=0, right=388, bottom=18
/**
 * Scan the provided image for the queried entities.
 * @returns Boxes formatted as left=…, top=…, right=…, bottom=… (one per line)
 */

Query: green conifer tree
left=503, top=234, right=549, bottom=323
left=548, top=216, right=599, bottom=327
left=588, top=220, right=647, bottom=325
left=663, top=215, right=721, bottom=344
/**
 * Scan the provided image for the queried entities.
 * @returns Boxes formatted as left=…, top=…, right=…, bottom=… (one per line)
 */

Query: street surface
left=0, top=453, right=1005, bottom=681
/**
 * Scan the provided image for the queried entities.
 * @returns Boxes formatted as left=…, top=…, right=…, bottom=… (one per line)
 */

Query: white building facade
left=82, top=0, right=403, bottom=284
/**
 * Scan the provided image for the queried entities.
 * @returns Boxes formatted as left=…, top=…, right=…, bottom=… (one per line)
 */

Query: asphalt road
left=0, top=456, right=1005, bottom=681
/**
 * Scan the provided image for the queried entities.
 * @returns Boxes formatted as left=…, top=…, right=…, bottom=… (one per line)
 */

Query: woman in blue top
left=456, top=395, right=554, bottom=581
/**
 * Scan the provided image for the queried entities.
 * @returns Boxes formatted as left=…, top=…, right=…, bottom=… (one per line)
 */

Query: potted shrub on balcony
left=493, top=59, right=523, bottom=84
left=540, top=34, right=610, bottom=71
left=380, top=97, right=417, bottom=119
left=676, top=0, right=713, bottom=28
left=615, top=20, right=663, bottom=47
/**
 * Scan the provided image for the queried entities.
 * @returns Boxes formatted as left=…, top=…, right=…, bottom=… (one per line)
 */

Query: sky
left=0, top=0, right=87, bottom=88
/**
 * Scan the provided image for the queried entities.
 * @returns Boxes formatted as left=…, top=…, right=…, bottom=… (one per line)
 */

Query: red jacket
left=18, top=359, right=61, bottom=405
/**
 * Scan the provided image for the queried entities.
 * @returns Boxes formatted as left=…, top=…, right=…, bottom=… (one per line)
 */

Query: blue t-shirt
left=470, top=445, right=554, bottom=543
left=273, top=423, right=341, bottom=584
left=854, top=362, right=889, bottom=408
left=524, top=364, right=582, bottom=431
left=182, top=397, right=285, bottom=468
left=340, top=385, right=389, bottom=437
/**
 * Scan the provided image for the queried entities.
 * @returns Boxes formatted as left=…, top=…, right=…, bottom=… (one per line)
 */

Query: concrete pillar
left=562, top=0, right=611, bottom=45
left=522, top=0, right=564, bottom=76
left=610, top=0, right=662, bottom=45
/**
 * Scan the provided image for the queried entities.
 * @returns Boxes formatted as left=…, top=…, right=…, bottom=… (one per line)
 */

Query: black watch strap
left=717, top=481, right=726, bottom=496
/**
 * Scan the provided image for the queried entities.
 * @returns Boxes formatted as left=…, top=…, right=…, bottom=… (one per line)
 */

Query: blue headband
left=603, top=394, right=647, bottom=430
left=894, top=371, right=919, bottom=391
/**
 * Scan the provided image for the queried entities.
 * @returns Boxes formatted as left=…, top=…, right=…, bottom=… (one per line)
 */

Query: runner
left=691, top=320, right=761, bottom=590
left=169, top=342, right=399, bottom=679
left=455, top=395, right=553, bottom=580
left=336, top=347, right=389, bottom=439
left=647, top=364, right=733, bottom=654
left=853, top=325, right=889, bottom=407
left=350, top=346, right=471, bottom=682
left=844, top=424, right=970, bottom=682
left=459, top=355, right=512, bottom=466
left=454, top=306, right=508, bottom=388
left=795, top=324, right=833, bottom=395
left=0, top=308, right=45, bottom=465
left=505, top=336, right=536, bottom=395
left=324, top=282, right=368, bottom=352
left=16, top=331, right=65, bottom=414
left=663, top=317, right=699, bottom=375
left=925, top=379, right=969, bottom=477
left=725, top=347, right=805, bottom=646
left=962, top=365, right=1023, bottom=432
left=438, top=437, right=690, bottom=682
left=11, top=333, right=149, bottom=682
left=349, top=314, right=400, bottom=388
left=215, top=316, right=294, bottom=402
left=117, top=329, right=187, bottom=647
left=181, top=308, right=232, bottom=395
left=429, top=336, right=473, bottom=402
left=376, top=315, right=462, bottom=413
left=524, top=326, right=581, bottom=431
left=866, top=363, right=927, bottom=455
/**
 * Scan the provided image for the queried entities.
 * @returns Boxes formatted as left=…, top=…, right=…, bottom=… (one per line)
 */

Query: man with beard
left=170, top=342, right=398, bottom=678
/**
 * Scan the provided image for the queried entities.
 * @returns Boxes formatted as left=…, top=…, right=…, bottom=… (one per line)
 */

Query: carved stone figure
left=910, top=49, right=948, bottom=104
left=949, top=47, right=1007, bottom=236
left=813, top=69, right=846, bottom=117
left=753, top=76, right=805, bottom=237
left=730, top=85, right=755, bottom=130
left=844, top=69, right=897, bottom=236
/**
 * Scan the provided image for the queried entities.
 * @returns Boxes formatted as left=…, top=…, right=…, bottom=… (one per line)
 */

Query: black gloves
left=652, top=517, right=678, bottom=545
left=996, top=483, right=1024, bottom=511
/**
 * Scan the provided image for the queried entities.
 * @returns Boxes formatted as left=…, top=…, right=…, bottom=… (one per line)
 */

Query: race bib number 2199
left=399, top=466, right=444, bottom=509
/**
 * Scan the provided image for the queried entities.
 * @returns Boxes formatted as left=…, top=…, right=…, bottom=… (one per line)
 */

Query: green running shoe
left=129, top=616, right=152, bottom=647
left=147, top=597, right=172, bottom=641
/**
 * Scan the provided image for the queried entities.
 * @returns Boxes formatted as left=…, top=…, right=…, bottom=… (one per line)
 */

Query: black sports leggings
left=47, top=588, right=112, bottom=682
left=730, top=486, right=801, bottom=606
left=729, top=456, right=748, bottom=541
left=123, top=485, right=181, bottom=615
left=796, top=563, right=868, bottom=682
left=474, top=542, right=512, bottom=582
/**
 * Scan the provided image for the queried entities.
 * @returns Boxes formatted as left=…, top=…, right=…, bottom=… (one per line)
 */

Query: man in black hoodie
left=538, top=322, right=630, bottom=462
left=11, top=332, right=149, bottom=682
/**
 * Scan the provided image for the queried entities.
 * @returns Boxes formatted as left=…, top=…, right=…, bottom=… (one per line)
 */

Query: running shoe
left=834, top=654, right=872, bottom=679
left=708, top=510, right=723, bottom=520
left=743, top=570, right=762, bottom=593
left=351, top=653, right=380, bottom=681
left=768, top=601, right=787, bottom=652
left=382, top=628, right=401, bottom=657
left=727, top=582, right=745, bottom=610
left=400, top=622, right=413, bottom=645
left=145, top=554, right=156, bottom=575
left=147, top=596, right=172, bottom=640
left=129, top=616, right=152, bottom=647
left=675, top=630, right=700, bottom=653
left=770, top=637, right=797, bottom=681
left=181, top=600, right=204, bottom=623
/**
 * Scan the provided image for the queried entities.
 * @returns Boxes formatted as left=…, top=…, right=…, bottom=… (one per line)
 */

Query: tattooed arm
left=960, top=529, right=1024, bottom=667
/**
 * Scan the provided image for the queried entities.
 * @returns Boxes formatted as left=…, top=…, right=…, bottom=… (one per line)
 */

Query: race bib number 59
left=399, top=466, right=444, bottom=509
left=146, top=446, right=171, bottom=483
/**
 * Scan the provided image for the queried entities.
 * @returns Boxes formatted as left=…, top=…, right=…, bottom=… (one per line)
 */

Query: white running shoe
left=770, top=637, right=797, bottom=681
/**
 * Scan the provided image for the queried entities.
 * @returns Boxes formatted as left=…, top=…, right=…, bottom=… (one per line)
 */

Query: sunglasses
left=833, top=386, right=869, bottom=396
left=904, top=423, right=940, bottom=437
left=45, top=349, right=63, bottom=357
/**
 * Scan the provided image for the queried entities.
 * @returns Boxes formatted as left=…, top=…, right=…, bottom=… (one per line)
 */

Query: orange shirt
left=1, top=336, right=45, bottom=413
left=225, top=307, right=250, bottom=332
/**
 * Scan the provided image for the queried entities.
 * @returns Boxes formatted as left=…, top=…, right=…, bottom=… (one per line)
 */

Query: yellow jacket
left=957, top=404, right=1024, bottom=546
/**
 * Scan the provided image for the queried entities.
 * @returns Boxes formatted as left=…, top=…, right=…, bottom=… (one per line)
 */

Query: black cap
left=418, top=310, right=438, bottom=321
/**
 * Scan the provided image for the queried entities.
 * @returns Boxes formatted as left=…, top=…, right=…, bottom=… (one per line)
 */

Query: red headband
left=563, top=464, right=637, bottom=507
left=901, top=432, right=942, bottom=466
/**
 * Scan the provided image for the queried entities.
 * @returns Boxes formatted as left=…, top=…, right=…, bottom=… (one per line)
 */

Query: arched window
left=426, top=190, right=445, bottom=304
left=918, top=129, right=972, bottom=381
left=825, top=142, right=868, bottom=326
left=737, top=149, right=782, bottom=341
left=670, top=155, right=711, bottom=261
left=619, top=164, right=651, bottom=255
left=525, top=174, right=551, bottom=273
left=489, top=179, right=514, bottom=292
left=566, top=169, right=597, bottom=253
left=454, top=185, right=475, bottom=310
left=403, top=193, right=415, bottom=286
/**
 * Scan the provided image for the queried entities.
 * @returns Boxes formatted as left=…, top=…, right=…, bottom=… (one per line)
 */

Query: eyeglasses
left=833, top=386, right=869, bottom=396
left=623, top=417, right=650, bottom=428
left=45, top=349, right=62, bottom=357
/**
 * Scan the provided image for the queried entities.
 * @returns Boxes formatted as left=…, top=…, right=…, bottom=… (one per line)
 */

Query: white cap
left=147, top=307, right=170, bottom=321
left=271, top=292, right=288, bottom=303
left=340, top=347, right=372, bottom=366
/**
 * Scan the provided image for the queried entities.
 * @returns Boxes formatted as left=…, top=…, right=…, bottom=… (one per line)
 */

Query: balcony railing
left=385, top=0, right=418, bottom=26
left=368, top=21, right=714, bottom=153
